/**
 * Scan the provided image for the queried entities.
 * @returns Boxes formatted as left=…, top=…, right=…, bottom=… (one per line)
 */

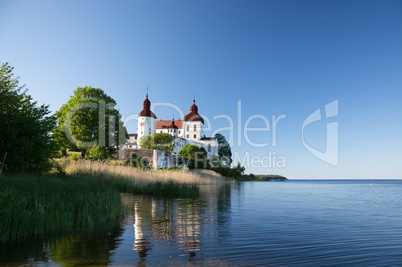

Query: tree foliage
left=178, top=144, right=208, bottom=169
left=215, top=133, right=232, bottom=166
left=139, top=133, right=174, bottom=154
left=212, top=162, right=246, bottom=178
left=53, top=86, right=126, bottom=156
left=87, top=145, right=108, bottom=161
left=0, top=62, right=57, bottom=173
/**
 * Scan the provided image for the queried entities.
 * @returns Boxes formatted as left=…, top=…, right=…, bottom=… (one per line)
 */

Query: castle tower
left=168, top=119, right=178, bottom=139
left=183, top=99, right=204, bottom=141
left=137, top=93, right=157, bottom=142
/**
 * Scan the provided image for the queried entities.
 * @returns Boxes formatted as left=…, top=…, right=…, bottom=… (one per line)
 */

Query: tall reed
left=0, top=161, right=229, bottom=243
left=64, top=160, right=228, bottom=196
left=0, top=174, right=122, bottom=244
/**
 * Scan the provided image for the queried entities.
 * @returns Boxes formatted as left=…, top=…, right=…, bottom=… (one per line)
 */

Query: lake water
left=2, top=180, right=402, bottom=266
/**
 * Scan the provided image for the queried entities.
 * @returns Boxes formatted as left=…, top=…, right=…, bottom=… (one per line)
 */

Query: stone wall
left=119, top=149, right=178, bottom=168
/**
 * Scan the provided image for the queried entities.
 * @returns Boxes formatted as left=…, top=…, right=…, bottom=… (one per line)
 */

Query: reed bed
left=0, top=161, right=229, bottom=243
left=65, top=160, right=229, bottom=186
left=0, top=174, right=122, bottom=244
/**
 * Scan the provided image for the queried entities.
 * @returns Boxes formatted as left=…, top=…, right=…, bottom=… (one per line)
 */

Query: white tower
left=183, top=99, right=204, bottom=141
left=137, top=93, right=157, bottom=143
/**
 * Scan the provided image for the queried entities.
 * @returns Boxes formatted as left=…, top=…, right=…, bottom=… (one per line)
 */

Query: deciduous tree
left=178, top=144, right=208, bottom=169
left=139, top=133, right=174, bottom=154
left=0, top=62, right=56, bottom=173
left=53, top=86, right=126, bottom=156
left=215, top=133, right=232, bottom=166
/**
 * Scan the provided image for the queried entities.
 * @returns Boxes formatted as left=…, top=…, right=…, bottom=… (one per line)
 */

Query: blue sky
left=1, top=0, right=401, bottom=178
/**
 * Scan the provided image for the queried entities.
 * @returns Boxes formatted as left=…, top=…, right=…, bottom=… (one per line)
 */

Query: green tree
left=139, top=133, right=174, bottom=154
left=234, top=161, right=245, bottom=175
left=178, top=144, right=208, bottom=169
left=87, top=145, right=108, bottom=161
left=0, top=62, right=57, bottom=173
left=53, top=86, right=126, bottom=157
left=215, top=133, right=232, bottom=166
left=212, top=162, right=246, bottom=178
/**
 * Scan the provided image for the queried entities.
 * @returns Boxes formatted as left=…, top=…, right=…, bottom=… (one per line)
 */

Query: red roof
left=184, top=100, right=204, bottom=123
left=138, top=94, right=157, bottom=119
left=156, top=120, right=183, bottom=129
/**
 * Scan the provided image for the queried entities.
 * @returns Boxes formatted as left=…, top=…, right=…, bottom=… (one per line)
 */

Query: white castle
left=124, top=94, right=218, bottom=158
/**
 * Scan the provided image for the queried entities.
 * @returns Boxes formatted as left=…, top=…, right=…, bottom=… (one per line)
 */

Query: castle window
left=194, top=134, right=196, bottom=138
left=186, top=135, right=189, bottom=138
left=208, top=144, right=211, bottom=152
left=178, top=130, right=181, bottom=134
left=187, top=125, right=189, bottom=131
left=194, top=125, right=196, bottom=131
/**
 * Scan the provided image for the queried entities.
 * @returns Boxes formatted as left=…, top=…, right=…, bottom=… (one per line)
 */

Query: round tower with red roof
left=183, top=99, right=204, bottom=141
left=137, top=93, right=157, bottom=142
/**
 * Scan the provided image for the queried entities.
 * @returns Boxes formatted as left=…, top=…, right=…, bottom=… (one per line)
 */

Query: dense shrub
left=212, top=162, right=245, bottom=178
left=88, top=145, right=108, bottom=161
left=59, top=147, right=67, bottom=157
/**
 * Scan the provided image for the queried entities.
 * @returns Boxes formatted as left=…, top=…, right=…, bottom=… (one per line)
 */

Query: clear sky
left=1, top=0, right=401, bottom=179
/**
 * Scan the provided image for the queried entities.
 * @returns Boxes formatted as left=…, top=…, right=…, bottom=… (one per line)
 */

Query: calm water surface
left=2, top=180, right=402, bottom=266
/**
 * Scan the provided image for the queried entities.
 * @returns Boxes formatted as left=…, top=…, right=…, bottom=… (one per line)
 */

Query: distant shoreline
left=235, top=174, right=287, bottom=182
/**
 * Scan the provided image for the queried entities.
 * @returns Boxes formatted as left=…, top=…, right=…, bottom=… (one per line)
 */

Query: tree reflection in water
left=0, top=219, right=124, bottom=266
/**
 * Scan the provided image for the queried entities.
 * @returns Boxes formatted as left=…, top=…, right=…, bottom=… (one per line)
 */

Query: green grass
left=0, top=157, right=216, bottom=244
left=0, top=174, right=123, bottom=244
left=0, top=165, right=200, bottom=243
left=97, top=174, right=200, bottom=197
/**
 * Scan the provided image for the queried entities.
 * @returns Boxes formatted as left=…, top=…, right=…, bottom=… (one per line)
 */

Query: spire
left=190, top=99, right=198, bottom=113
left=138, top=89, right=157, bottom=118
left=184, top=98, right=204, bottom=124
left=168, top=117, right=178, bottom=129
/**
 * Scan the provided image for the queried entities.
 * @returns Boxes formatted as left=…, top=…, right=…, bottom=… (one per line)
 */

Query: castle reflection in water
left=126, top=183, right=234, bottom=263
